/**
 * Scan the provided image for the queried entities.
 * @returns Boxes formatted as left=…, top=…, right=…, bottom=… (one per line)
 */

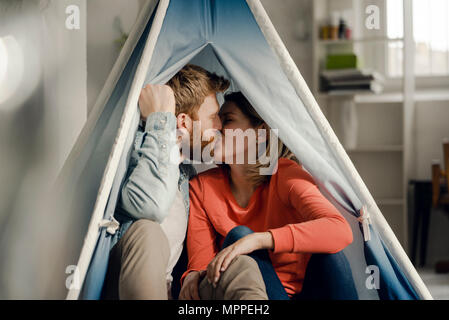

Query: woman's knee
left=223, top=226, right=254, bottom=248
left=228, top=225, right=254, bottom=238
left=309, top=251, right=351, bottom=272
left=303, top=251, right=358, bottom=299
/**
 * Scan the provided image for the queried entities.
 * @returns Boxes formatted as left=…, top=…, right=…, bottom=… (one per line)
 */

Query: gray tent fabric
left=58, top=0, right=431, bottom=300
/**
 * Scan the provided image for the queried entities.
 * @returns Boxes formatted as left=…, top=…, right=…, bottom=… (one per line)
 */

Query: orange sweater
left=182, top=158, right=353, bottom=296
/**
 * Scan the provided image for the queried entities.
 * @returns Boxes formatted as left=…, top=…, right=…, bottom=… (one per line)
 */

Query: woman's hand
left=206, top=232, right=274, bottom=287
left=179, top=270, right=206, bottom=300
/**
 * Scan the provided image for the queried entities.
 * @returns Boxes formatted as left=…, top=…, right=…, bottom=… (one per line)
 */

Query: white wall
left=261, top=0, right=314, bottom=87
left=414, top=101, right=449, bottom=180
left=42, top=0, right=88, bottom=174
left=0, top=0, right=88, bottom=298
left=86, top=0, right=144, bottom=115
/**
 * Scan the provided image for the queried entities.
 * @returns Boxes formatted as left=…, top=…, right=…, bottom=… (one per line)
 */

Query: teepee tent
left=58, top=0, right=432, bottom=300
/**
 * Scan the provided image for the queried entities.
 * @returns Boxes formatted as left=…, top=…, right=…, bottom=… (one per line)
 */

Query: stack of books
left=320, top=69, right=384, bottom=95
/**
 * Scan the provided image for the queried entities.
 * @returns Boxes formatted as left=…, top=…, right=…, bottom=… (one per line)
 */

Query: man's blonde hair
left=166, top=64, right=230, bottom=119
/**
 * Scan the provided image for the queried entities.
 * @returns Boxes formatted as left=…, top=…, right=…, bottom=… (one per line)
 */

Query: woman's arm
left=180, top=177, right=219, bottom=285
left=268, top=161, right=353, bottom=254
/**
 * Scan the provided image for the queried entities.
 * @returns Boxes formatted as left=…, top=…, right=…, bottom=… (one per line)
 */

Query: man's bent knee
left=124, top=219, right=165, bottom=241
left=117, top=219, right=170, bottom=283
left=199, top=255, right=268, bottom=300
left=225, top=255, right=259, bottom=275
left=116, top=219, right=170, bottom=300
left=120, top=219, right=169, bottom=255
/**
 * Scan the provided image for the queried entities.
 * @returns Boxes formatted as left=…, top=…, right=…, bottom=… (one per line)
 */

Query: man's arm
left=119, top=84, right=179, bottom=223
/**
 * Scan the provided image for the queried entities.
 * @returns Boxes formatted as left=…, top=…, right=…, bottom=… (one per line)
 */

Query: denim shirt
left=112, top=112, right=196, bottom=246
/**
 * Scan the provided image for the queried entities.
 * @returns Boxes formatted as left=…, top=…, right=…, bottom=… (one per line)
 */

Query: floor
left=418, top=268, right=449, bottom=300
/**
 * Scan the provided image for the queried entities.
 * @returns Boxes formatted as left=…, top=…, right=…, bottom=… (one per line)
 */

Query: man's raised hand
left=138, top=84, right=176, bottom=119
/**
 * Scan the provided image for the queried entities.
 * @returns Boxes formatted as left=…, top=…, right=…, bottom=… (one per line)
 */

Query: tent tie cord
left=357, top=204, right=371, bottom=242
left=98, top=216, right=120, bottom=235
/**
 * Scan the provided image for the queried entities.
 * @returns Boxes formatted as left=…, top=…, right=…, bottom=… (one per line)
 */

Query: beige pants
left=103, top=219, right=170, bottom=300
left=198, top=255, right=268, bottom=300
left=102, top=219, right=267, bottom=300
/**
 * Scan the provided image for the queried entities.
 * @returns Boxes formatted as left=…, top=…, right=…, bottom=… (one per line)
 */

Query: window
left=413, top=0, right=449, bottom=76
left=387, top=0, right=449, bottom=77
left=386, top=0, right=403, bottom=78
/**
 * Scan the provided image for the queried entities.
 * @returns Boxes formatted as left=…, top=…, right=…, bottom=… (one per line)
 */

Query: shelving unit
left=312, top=0, right=449, bottom=249
left=346, top=145, right=403, bottom=153
left=311, top=0, right=412, bottom=246
left=318, top=37, right=404, bottom=46
left=319, top=89, right=449, bottom=103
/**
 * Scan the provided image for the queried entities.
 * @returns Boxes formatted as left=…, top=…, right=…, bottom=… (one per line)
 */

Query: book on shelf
left=320, top=68, right=384, bottom=95
left=327, top=78, right=376, bottom=86
left=326, top=83, right=384, bottom=95
left=321, top=68, right=384, bottom=82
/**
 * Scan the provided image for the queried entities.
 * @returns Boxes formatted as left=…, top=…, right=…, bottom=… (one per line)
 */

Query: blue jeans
left=222, top=226, right=290, bottom=300
left=223, top=226, right=359, bottom=300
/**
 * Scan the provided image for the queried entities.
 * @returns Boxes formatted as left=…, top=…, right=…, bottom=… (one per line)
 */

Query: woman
left=180, top=92, right=357, bottom=300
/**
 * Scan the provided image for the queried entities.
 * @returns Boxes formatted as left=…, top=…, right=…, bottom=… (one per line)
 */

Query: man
left=102, top=64, right=267, bottom=300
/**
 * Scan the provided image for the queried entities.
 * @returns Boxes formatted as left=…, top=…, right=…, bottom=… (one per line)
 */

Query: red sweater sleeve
left=180, top=176, right=218, bottom=285
left=268, top=160, right=353, bottom=254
